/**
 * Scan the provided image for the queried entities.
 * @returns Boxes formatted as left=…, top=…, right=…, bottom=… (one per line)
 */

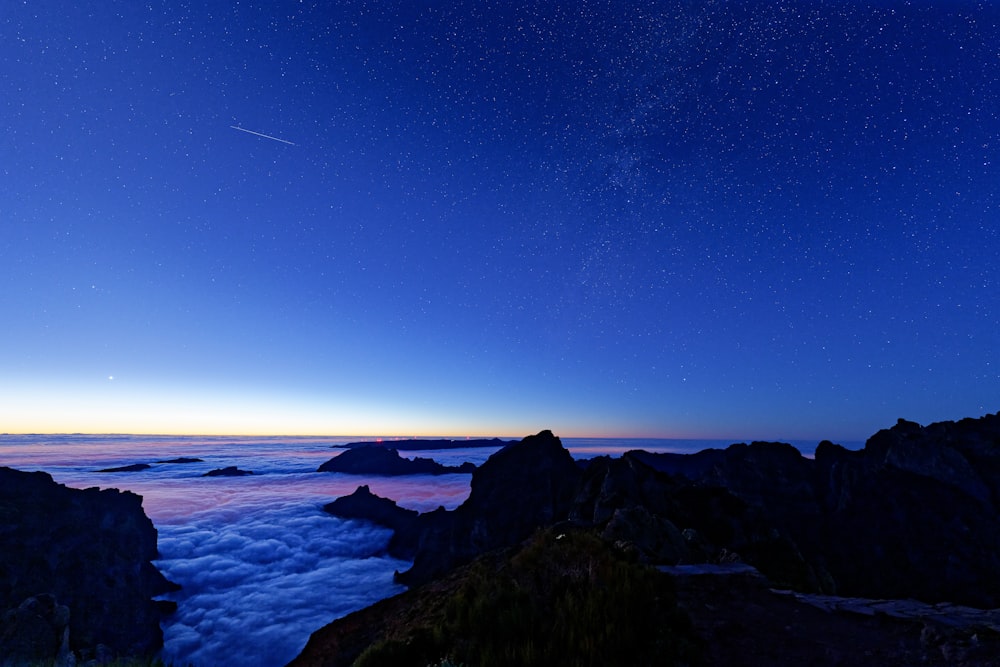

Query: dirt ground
left=670, top=568, right=1000, bottom=667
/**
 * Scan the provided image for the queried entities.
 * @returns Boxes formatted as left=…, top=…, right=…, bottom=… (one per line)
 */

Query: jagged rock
left=396, top=430, right=583, bottom=585
left=202, top=466, right=253, bottom=477
left=323, top=486, right=422, bottom=558
left=0, top=467, right=177, bottom=659
left=570, top=454, right=678, bottom=525
left=156, top=457, right=203, bottom=464
left=321, top=413, right=1000, bottom=609
left=97, top=463, right=151, bottom=473
left=317, top=446, right=475, bottom=475
left=324, top=485, right=418, bottom=529
left=570, top=452, right=821, bottom=590
left=628, top=415, right=1000, bottom=607
left=864, top=417, right=996, bottom=508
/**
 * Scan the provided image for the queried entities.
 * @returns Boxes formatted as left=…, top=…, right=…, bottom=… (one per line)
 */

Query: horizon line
left=1, top=430, right=864, bottom=444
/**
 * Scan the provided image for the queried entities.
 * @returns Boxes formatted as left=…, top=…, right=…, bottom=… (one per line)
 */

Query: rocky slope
left=291, top=528, right=1000, bottom=667
left=289, top=529, right=702, bottom=667
left=0, top=467, right=177, bottom=663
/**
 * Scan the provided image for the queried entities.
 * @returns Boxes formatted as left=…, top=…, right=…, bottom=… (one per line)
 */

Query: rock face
left=0, top=467, right=176, bottom=661
left=572, top=452, right=822, bottom=591
left=318, top=446, right=475, bottom=475
left=398, top=430, right=583, bottom=585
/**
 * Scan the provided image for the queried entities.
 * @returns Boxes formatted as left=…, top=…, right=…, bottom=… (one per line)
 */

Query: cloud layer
left=156, top=501, right=409, bottom=667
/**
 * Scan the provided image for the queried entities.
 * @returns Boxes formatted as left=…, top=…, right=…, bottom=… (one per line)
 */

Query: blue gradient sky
left=3, top=1, right=998, bottom=440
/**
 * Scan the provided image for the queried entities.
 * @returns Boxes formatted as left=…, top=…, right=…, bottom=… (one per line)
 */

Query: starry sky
left=2, top=1, right=998, bottom=440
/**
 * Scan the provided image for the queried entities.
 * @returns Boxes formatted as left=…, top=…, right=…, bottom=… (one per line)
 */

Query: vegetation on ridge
left=352, top=529, right=703, bottom=667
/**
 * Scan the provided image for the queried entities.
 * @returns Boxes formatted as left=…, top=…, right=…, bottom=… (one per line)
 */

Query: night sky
left=3, top=1, right=998, bottom=440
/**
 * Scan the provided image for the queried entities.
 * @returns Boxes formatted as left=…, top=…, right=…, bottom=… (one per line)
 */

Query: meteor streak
left=229, top=125, right=296, bottom=146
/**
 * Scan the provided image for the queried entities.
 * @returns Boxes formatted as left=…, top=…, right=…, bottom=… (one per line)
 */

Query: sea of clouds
left=155, top=492, right=409, bottom=667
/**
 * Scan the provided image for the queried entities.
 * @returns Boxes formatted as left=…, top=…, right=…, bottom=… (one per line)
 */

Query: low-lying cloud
left=156, top=500, right=410, bottom=667
left=0, top=436, right=480, bottom=667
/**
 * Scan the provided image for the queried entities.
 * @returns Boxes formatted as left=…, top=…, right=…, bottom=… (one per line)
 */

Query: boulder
left=0, top=594, right=71, bottom=666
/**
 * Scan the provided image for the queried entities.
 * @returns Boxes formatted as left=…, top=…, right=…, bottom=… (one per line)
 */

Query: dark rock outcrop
left=326, top=414, right=1000, bottom=609
left=572, top=452, right=822, bottom=590
left=318, top=446, right=475, bottom=476
left=627, top=413, right=1000, bottom=607
left=202, top=466, right=253, bottom=477
left=97, top=463, right=152, bottom=473
left=338, top=437, right=514, bottom=450
left=157, top=457, right=203, bottom=464
left=397, top=430, right=584, bottom=585
left=323, top=486, right=422, bottom=558
left=325, top=431, right=584, bottom=586
left=0, top=467, right=177, bottom=661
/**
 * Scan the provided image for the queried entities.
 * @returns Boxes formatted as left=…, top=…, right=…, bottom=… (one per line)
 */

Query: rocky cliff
left=0, top=467, right=177, bottom=663
left=398, top=430, right=582, bottom=585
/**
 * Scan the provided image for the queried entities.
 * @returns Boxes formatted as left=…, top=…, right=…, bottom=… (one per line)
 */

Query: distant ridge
left=335, top=437, right=515, bottom=450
